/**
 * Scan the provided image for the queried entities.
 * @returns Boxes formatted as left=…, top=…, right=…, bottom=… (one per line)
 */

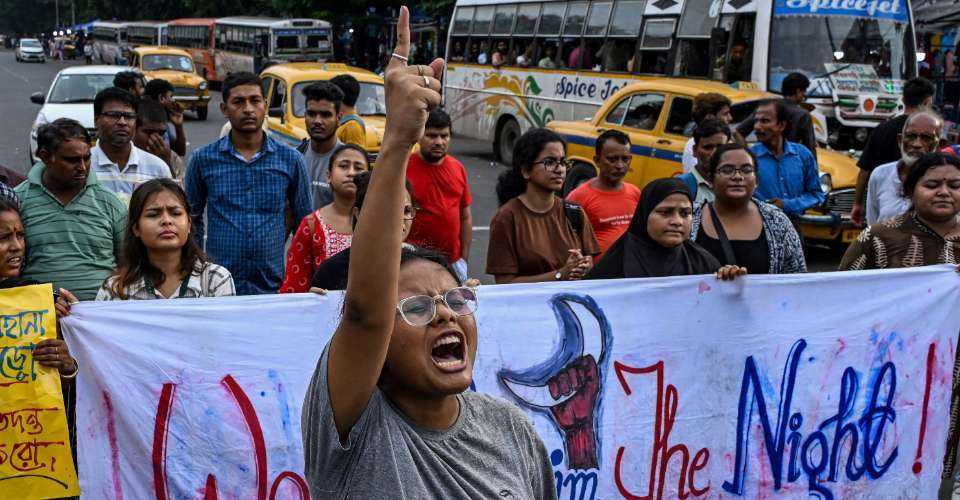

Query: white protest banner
left=62, top=266, right=960, bottom=499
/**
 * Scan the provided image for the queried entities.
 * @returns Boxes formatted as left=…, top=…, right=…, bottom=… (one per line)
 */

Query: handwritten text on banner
left=62, top=267, right=960, bottom=499
left=0, top=283, right=79, bottom=499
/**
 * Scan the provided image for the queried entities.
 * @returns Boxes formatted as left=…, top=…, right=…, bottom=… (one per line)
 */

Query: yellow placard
left=0, top=283, right=80, bottom=499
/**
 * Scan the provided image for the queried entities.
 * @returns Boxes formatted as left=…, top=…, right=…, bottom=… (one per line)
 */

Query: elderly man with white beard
left=865, top=110, right=944, bottom=225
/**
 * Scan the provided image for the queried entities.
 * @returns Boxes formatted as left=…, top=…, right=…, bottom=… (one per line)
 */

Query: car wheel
left=494, top=117, right=521, bottom=166
left=196, top=106, right=208, bottom=121
left=562, top=161, right=597, bottom=197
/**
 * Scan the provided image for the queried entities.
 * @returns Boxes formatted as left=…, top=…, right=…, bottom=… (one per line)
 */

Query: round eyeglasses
left=396, top=287, right=479, bottom=327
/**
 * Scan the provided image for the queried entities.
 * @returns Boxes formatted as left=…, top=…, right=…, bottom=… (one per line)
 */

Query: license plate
left=842, top=229, right=861, bottom=243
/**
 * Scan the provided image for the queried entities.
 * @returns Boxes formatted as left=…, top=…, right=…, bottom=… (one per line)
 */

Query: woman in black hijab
left=588, top=177, right=746, bottom=280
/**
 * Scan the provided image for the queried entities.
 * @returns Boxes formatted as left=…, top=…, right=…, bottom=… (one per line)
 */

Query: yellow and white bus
left=444, top=0, right=918, bottom=161
left=213, top=17, right=334, bottom=81
left=91, top=21, right=129, bottom=65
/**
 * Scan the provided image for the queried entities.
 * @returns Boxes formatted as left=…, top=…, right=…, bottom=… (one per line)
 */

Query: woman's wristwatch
left=554, top=270, right=563, bottom=281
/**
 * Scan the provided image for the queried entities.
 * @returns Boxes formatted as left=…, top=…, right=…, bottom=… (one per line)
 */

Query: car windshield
left=143, top=55, right=195, bottom=72
left=22, top=40, right=41, bottom=48
left=292, top=81, right=386, bottom=117
left=47, top=74, right=117, bottom=104
left=769, top=15, right=913, bottom=97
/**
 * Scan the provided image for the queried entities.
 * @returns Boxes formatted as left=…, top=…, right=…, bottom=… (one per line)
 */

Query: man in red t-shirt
left=566, top=129, right=641, bottom=258
left=406, top=109, right=473, bottom=279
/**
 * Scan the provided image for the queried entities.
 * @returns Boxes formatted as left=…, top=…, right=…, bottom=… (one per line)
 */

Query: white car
left=16, top=38, right=46, bottom=63
left=29, top=65, right=136, bottom=164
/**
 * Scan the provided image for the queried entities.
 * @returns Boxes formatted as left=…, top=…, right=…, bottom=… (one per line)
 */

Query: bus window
left=513, top=39, right=537, bottom=67
left=449, top=38, right=468, bottom=62
left=605, top=0, right=644, bottom=72
left=492, top=4, right=516, bottom=35
left=719, top=13, right=754, bottom=83
left=678, top=0, right=719, bottom=38
left=623, top=93, right=666, bottom=131
left=585, top=2, right=613, bottom=36
left=453, top=7, right=474, bottom=34
left=609, top=1, right=644, bottom=36
left=515, top=4, right=539, bottom=35
left=538, top=41, right=559, bottom=68
left=563, top=38, right=585, bottom=69
left=472, top=6, right=494, bottom=35
left=675, top=40, right=711, bottom=77
left=538, top=3, right=564, bottom=35
left=638, top=19, right=675, bottom=74
left=563, top=3, right=588, bottom=37
left=276, top=34, right=298, bottom=51
left=584, top=40, right=604, bottom=71
left=665, top=96, right=694, bottom=136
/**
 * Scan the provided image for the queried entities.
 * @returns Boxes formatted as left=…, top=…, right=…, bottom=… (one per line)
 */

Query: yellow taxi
left=129, top=46, right=210, bottom=120
left=259, top=62, right=385, bottom=160
left=546, top=79, right=860, bottom=247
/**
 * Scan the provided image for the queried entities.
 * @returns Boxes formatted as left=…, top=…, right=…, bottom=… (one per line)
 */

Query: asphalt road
left=0, top=50, right=840, bottom=280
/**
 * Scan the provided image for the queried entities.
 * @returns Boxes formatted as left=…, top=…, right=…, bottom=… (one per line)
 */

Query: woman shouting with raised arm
left=301, top=8, right=556, bottom=499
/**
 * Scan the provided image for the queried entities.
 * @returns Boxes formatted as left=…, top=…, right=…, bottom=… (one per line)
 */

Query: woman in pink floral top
left=281, top=145, right=370, bottom=293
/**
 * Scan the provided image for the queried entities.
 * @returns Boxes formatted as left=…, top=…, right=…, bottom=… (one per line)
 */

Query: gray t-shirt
left=303, top=139, right=342, bottom=209
left=302, top=347, right=557, bottom=500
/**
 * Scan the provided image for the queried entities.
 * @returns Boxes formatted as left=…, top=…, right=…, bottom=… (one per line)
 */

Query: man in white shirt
left=92, top=88, right=171, bottom=205
left=866, top=110, right=943, bottom=225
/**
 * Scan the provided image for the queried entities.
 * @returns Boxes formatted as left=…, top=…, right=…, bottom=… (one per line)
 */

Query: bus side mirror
left=268, top=106, right=284, bottom=121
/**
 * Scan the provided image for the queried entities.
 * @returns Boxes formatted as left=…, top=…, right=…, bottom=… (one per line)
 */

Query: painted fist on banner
left=547, top=354, right=600, bottom=470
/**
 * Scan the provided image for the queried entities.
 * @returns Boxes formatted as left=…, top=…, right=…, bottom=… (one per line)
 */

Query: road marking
left=472, top=226, right=490, bottom=231
left=0, top=63, right=29, bottom=84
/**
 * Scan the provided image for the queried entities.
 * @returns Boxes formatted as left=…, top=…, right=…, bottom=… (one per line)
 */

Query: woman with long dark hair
left=97, top=178, right=234, bottom=300
left=487, top=128, right=599, bottom=283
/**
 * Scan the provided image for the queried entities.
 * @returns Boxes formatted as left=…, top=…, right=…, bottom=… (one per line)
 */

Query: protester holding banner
left=690, top=143, right=806, bottom=274
left=487, top=128, right=599, bottom=283
left=588, top=177, right=746, bottom=280
left=310, top=170, right=418, bottom=291
left=840, top=153, right=960, bottom=271
left=97, top=179, right=235, bottom=300
left=281, top=144, right=370, bottom=293
left=302, top=9, right=555, bottom=498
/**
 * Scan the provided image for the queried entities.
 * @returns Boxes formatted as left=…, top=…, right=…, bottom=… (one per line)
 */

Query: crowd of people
left=6, top=8, right=960, bottom=496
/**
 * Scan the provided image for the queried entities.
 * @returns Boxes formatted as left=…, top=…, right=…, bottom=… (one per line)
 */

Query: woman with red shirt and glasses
left=281, top=144, right=370, bottom=293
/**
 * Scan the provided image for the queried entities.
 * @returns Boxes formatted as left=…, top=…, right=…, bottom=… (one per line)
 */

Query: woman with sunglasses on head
left=588, top=177, right=747, bottom=280
left=281, top=144, right=371, bottom=293
left=689, top=143, right=806, bottom=274
left=487, top=128, right=600, bottom=283
left=302, top=9, right=555, bottom=499
left=97, top=178, right=235, bottom=300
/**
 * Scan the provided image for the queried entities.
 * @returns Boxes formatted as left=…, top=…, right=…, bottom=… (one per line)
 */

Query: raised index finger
left=387, top=6, right=411, bottom=72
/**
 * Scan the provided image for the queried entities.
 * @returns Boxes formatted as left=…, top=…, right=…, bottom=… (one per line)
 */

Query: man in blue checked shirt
left=185, top=72, right=313, bottom=295
left=750, top=99, right=824, bottom=216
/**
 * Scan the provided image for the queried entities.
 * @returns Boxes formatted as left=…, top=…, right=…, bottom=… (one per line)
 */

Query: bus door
left=710, top=12, right=756, bottom=84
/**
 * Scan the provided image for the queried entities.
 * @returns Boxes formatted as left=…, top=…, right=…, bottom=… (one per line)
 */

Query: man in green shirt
left=16, top=118, right=126, bottom=300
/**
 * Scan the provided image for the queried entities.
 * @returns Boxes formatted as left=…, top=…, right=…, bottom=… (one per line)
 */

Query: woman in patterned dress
left=281, top=144, right=370, bottom=293
left=840, top=153, right=960, bottom=271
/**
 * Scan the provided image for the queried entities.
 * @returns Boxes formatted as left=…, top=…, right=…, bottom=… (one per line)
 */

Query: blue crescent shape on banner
left=498, top=294, right=612, bottom=409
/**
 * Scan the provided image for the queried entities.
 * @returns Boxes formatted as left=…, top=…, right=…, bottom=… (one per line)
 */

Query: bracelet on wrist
left=60, top=359, right=79, bottom=379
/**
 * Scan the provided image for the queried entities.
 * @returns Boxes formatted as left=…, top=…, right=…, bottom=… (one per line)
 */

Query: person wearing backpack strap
left=487, top=128, right=599, bottom=283
left=331, top=74, right=367, bottom=147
